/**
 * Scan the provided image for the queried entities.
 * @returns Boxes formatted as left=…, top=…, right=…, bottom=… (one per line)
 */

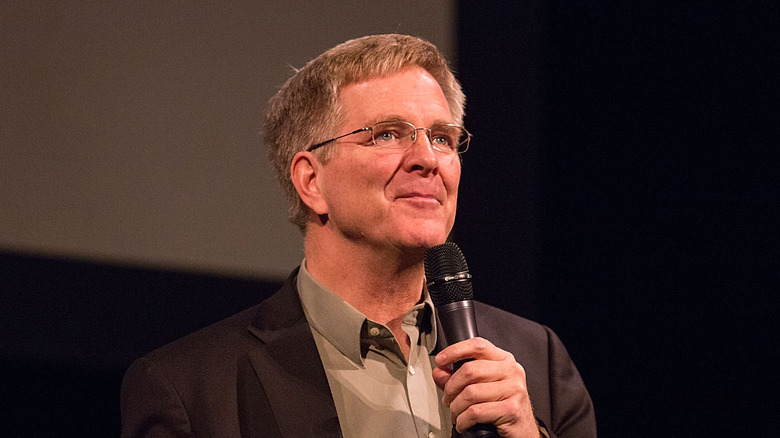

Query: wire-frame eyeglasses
left=306, top=120, right=471, bottom=154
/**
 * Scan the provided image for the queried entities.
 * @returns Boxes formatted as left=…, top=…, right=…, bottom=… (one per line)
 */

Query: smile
left=396, top=193, right=442, bottom=206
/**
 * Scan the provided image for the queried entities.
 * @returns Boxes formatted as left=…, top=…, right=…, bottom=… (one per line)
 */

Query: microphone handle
left=436, top=300, right=479, bottom=368
left=463, top=424, right=501, bottom=438
left=435, top=301, right=500, bottom=438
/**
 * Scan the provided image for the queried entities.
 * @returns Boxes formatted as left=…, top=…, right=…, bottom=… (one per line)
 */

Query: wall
left=1, top=1, right=456, bottom=279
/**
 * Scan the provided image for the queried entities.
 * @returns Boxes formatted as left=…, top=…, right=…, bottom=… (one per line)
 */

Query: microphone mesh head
left=424, top=242, right=474, bottom=305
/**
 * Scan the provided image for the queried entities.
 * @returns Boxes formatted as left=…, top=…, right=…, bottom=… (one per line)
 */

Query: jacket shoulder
left=473, top=301, right=551, bottom=352
left=474, top=301, right=596, bottom=438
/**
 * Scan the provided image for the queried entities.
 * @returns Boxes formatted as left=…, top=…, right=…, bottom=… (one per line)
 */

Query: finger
left=453, top=399, right=505, bottom=433
left=450, top=381, right=534, bottom=435
left=440, top=359, right=511, bottom=406
left=435, top=337, right=509, bottom=366
left=453, top=393, right=537, bottom=437
left=447, top=379, right=522, bottom=420
left=432, top=364, right=453, bottom=389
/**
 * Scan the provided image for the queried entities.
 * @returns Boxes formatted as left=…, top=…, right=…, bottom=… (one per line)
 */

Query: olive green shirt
left=297, top=261, right=451, bottom=438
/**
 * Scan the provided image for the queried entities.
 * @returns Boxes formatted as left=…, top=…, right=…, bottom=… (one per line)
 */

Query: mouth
left=396, top=192, right=443, bottom=205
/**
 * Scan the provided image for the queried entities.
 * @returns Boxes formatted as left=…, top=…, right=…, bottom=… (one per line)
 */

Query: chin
left=399, top=229, right=449, bottom=250
left=390, top=215, right=453, bottom=249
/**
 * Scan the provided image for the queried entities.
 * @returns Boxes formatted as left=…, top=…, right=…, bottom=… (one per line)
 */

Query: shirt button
left=408, top=365, right=416, bottom=375
left=369, top=327, right=380, bottom=336
left=428, top=432, right=436, bottom=438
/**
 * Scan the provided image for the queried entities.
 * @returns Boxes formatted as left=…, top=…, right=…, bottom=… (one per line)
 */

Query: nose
left=411, top=127, right=432, bottom=145
left=404, top=128, right=438, bottom=175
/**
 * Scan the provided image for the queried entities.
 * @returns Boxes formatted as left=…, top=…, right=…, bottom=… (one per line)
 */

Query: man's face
left=315, top=66, right=461, bottom=252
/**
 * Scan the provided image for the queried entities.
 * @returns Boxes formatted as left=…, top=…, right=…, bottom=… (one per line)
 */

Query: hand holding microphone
left=425, top=243, right=541, bottom=438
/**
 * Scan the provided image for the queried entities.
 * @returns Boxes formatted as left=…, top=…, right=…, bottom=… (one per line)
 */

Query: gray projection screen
left=1, top=2, right=456, bottom=279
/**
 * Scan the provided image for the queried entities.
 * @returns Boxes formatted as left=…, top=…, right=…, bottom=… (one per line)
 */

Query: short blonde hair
left=264, top=34, right=466, bottom=232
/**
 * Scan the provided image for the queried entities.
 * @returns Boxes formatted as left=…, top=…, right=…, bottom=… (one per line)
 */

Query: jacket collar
left=244, top=268, right=343, bottom=437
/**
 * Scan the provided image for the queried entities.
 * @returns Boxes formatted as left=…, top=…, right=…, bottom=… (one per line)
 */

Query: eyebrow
left=367, top=114, right=405, bottom=125
left=367, top=114, right=455, bottom=126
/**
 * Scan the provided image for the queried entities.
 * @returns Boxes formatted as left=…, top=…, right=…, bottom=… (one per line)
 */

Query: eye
left=431, top=135, right=453, bottom=148
left=372, top=121, right=414, bottom=146
left=375, top=129, right=399, bottom=143
left=430, top=126, right=461, bottom=150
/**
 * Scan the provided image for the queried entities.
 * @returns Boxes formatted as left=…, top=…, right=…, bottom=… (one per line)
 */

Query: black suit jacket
left=121, top=269, right=596, bottom=437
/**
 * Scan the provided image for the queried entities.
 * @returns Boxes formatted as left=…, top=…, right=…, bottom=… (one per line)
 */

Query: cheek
left=328, top=162, right=389, bottom=207
left=443, top=161, right=462, bottom=195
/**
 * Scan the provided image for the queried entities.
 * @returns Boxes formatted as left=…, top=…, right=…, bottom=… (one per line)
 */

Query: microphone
left=424, top=242, right=499, bottom=438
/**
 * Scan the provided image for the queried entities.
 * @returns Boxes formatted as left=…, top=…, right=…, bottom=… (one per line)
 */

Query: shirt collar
left=296, top=259, right=438, bottom=365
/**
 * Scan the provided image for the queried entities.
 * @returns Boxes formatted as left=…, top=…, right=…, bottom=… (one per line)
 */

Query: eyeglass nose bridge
left=409, top=126, right=433, bottom=145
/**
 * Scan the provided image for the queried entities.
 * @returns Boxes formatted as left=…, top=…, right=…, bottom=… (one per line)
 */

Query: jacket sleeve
left=120, top=357, right=193, bottom=438
left=543, top=326, right=597, bottom=438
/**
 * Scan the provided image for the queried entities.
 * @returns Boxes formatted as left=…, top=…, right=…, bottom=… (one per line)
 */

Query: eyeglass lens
left=371, top=121, right=468, bottom=153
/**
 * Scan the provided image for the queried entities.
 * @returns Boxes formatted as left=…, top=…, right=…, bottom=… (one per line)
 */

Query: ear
left=290, top=151, right=329, bottom=216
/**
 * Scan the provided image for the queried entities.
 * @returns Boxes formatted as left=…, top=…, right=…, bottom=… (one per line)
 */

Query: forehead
left=338, top=66, right=452, bottom=125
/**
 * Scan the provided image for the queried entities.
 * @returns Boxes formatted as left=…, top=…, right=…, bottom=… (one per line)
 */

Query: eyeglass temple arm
left=307, top=127, right=371, bottom=152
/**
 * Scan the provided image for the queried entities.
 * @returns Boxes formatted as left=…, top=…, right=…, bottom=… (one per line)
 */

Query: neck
left=305, top=232, right=425, bottom=320
left=303, top=229, right=427, bottom=358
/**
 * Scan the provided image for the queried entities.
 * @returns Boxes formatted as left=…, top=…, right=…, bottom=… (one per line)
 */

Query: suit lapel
left=242, top=270, right=342, bottom=437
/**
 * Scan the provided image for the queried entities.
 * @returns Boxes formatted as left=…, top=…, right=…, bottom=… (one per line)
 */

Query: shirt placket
left=403, top=309, right=446, bottom=438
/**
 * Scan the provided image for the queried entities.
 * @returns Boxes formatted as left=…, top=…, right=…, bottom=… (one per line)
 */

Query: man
left=121, top=34, right=596, bottom=438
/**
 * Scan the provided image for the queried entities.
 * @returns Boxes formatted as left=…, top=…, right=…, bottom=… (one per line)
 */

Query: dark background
left=456, top=2, right=777, bottom=436
left=2, top=2, right=776, bottom=436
